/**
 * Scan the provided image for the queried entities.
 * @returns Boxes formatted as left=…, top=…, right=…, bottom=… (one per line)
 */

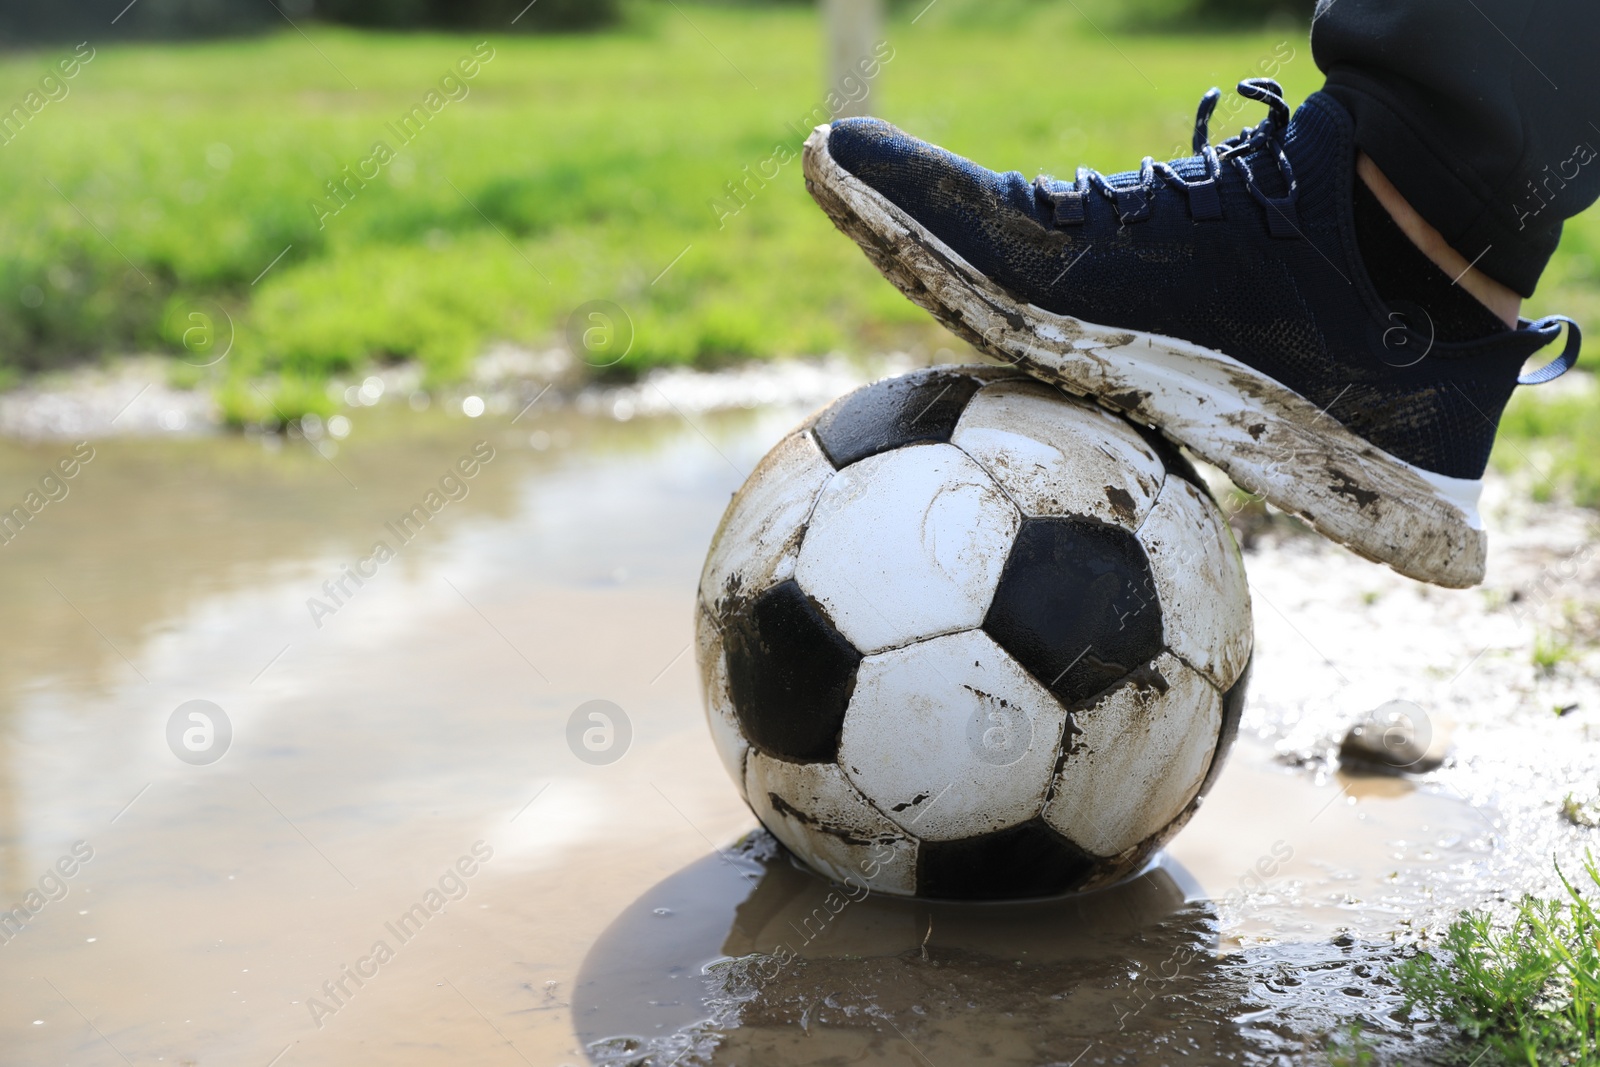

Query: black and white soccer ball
left=695, top=366, right=1253, bottom=900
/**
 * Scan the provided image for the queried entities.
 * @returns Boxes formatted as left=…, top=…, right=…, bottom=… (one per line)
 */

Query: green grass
left=1396, top=854, right=1600, bottom=1066
left=0, top=2, right=1316, bottom=422
left=1326, top=1022, right=1378, bottom=1067
left=2, top=2, right=1597, bottom=428
left=1495, top=380, right=1600, bottom=506
left=1535, top=630, right=1578, bottom=674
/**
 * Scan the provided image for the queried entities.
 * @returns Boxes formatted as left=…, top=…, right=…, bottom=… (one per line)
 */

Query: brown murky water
left=1, top=378, right=1595, bottom=1066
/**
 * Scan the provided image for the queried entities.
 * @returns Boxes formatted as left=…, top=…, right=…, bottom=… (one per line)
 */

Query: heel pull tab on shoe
left=1519, top=316, right=1582, bottom=385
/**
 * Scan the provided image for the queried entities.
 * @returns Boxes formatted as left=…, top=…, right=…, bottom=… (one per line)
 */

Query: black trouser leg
left=1312, top=0, right=1600, bottom=297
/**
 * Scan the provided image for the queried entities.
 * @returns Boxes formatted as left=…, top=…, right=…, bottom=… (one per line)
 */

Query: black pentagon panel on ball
left=917, top=819, right=1097, bottom=900
left=721, top=579, right=862, bottom=763
left=1194, top=654, right=1252, bottom=805
left=811, top=368, right=985, bottom=468
left=983, top=517, right=1165, bottom=706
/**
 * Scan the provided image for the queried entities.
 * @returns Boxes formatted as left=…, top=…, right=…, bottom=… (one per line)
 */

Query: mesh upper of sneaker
left=826, top=93, right=1563, bottom=481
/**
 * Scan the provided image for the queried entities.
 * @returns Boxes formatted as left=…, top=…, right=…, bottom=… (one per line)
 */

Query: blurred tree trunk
left=822, top=0, right=884, bottom=119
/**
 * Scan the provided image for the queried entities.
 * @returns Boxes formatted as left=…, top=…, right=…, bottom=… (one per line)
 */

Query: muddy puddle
left=577, top=753, right=1496, bottom=1066
left=1, top=364, right=1597, bottom=1066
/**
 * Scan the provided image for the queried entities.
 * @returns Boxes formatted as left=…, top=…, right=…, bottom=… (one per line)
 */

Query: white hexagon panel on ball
left=1136, top=476, right=1254, bottom=691
left=840, top=629, right=1066, bottom=841
left=745, top=752, right=918, bottom=895
left=795, top=443, right=1019, bottom=655
left=698, top=429, right=835, bottom=615
left=951, top=379, right=1166, bottom=528
left=1041, top=652, right=1222, bottom=858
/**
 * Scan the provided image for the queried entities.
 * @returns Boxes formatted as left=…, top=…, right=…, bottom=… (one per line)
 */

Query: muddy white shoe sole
left=803, top=125, right=1487, bottom=589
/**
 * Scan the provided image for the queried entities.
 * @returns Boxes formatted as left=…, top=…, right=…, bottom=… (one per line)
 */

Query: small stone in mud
left=1338, top=700, right=1450, bottom=774
left=1561, top=792, right=1600, bottom=829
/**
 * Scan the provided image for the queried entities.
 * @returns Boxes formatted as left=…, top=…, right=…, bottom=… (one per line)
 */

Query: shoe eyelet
left=1050, top=189, right=1086, bottom=227
left=1186, top=178, right=1222, bottom=220
left=1262, top=197, right=1299, bottom=238
left=1113, top=187, right=1150, bottom=223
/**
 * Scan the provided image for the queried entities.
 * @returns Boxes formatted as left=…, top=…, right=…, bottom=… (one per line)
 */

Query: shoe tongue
left=1235, top=144, right=1289, bottom=200
left=1281, top=93, right=1342, bottom=185
left=1253, top=95, right=1339, bottom=201
left=1048, top=105, right=1311, bottom=198
left=1100, top=167, right=1142, bottom=189
left=1165, top=155, right=1210, bottom=182
left=1199, top=97, right=1323, bottom=202
left=1100, top=154, right=1210, bottom=190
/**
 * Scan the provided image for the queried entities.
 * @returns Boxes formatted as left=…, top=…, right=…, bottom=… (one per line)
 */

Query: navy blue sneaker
left=803, top=79, right=1581, bottom=588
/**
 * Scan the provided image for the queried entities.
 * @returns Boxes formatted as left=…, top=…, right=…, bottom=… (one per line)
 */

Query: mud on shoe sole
left=802, top=124, right=1487, bottom=589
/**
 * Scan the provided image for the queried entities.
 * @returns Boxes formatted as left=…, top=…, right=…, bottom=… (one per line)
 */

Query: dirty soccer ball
left=695, top=365, right=1254, bottom=900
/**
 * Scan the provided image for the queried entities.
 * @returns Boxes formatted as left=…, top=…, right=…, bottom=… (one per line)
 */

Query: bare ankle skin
left=1357, top=153, right=1522, bottom=329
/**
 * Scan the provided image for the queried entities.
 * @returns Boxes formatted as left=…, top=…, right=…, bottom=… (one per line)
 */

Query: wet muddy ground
left=1, top=359, right=1597, bottom=1066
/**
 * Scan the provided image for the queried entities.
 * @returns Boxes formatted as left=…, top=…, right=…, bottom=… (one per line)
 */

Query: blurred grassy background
left=0, top=0, right=1596, bottom=490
